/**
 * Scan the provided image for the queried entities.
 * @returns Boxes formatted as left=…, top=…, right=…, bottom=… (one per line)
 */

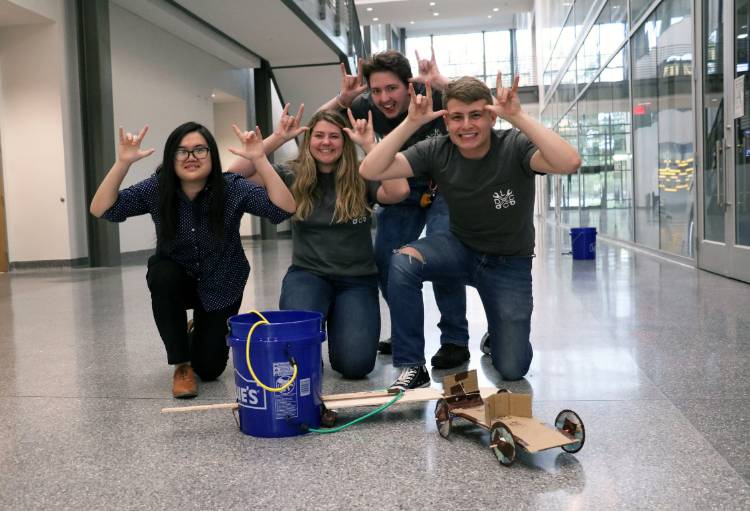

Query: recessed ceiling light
left=433, top=12, right=439, bottom=16
left=487, top=15, right=492, bottom=18
left=410, top=20, right=415, bottom=24
left=366, top=7, right=373, bottom=11
left=211, top=93, right=216, bottom=98
left=429, top=1, right=436, bottom=5
left=372, top=17, right=379, bottom=21
left=493, top=7, right=499, bottom=11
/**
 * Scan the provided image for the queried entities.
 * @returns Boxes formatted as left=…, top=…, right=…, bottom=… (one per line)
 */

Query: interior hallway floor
left=1, top=223, right=749, bottom=510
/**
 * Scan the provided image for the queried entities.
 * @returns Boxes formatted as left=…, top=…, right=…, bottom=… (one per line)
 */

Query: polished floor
left=1, top=223, right=749, bottom=510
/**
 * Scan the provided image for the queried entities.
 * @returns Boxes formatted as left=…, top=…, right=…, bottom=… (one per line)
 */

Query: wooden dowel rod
left=161, top=402, right=238, bottom=413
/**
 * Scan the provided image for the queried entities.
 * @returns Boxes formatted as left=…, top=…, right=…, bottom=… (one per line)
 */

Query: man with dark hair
left=359, top=74, right=581, bottom=390
left=319, top=50, right=471, bottom=369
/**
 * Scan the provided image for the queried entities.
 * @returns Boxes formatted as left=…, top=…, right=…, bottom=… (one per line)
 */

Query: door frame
left=694, top=0, right=750, bottom=283
left=0, top=138, right=8, bottom=273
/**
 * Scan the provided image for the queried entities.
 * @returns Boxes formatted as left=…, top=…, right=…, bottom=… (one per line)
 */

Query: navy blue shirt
left=103, top=172, right=291, bottom=311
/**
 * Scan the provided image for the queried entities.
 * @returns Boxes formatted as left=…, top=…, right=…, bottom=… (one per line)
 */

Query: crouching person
left=359, top=74, right=581, bottom=390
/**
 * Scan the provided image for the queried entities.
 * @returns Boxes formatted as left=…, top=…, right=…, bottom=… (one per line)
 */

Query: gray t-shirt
left=275, top=164, right=380, bottom=276
left=402, top=129, right=539, bottom=256
left=349, top=85, right=446, bottom=190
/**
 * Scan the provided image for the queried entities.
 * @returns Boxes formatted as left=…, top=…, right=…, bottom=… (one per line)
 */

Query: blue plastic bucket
left=570, top=227, right=597, bottom=260
left=227, top=310, right=325, bottom=438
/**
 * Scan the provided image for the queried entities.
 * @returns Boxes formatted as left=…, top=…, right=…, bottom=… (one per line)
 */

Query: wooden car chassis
left=434, top=371, right=585, bottom=466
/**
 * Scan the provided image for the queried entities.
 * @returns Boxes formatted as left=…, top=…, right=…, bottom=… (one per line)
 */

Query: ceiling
left=356, top=0, right=534, bottom=37
left=175, top=0, right=341, bottom=68
left=0, top=0, right=50, bottom=27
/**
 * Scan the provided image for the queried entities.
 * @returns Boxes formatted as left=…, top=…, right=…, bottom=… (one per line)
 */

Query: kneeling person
left=359, top=75, right=581, bottom=390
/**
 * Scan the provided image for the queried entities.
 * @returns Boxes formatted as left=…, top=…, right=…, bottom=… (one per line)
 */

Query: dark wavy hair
left=362, top=50, right=413, bottom=86
left=156, top=122, right=225, bottom=241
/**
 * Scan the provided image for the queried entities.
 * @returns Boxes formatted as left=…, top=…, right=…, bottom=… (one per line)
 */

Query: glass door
left=697, top=0, right=750, bottom=282
left=733, top=0, right=750, bottom=280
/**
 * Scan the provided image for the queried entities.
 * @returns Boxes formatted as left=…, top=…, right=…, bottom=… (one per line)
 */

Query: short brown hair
left=444, top=76, right=493, bottom=108
left=362, top=50, right=412, bottom=86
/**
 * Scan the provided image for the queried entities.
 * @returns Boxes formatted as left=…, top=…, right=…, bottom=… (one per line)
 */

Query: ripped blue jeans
left=375, top=189, right=469, bottom=346
left=388, top=231, right=533, bottom=381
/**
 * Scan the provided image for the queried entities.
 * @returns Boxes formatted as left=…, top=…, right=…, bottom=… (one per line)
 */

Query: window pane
left=656, top=0, right=694, bottom=256
left=631, top=0, right=654, bottom=25
left=485, top=31, right=513, bottom=82
left=515, top=27, right=536, bottom=86
left=560, top=104, right=581, bottom=227
left=632, top=0, right=694, bottom=256
left=632, top=12, right=660, bottom=249
left=431, top=33, right=485, bottom=79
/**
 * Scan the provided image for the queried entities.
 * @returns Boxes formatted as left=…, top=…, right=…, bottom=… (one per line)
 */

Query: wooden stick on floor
left=161, top=402, right=238, bottom=413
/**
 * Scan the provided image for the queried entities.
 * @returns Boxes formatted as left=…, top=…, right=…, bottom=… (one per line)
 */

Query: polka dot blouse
left=102, top=172, right=291, bottom=311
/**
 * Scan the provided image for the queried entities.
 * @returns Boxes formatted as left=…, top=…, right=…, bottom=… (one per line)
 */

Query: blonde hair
left=289, top=110, right=371, bottom=223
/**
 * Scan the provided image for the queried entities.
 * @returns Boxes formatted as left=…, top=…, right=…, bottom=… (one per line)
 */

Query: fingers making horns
left=408, top=80, right=435, bottom=108
left=340, top=59, right=365, bottom=87
left=281, top=103, right=305, bottom=127
left=232, top=124, right=263, bottom=143
left=414, top=47, right=437, bottom=68
left=346, top=108, right=373, bottom=134
left=119, top=125, right=149, bottom=145
left=495, top=72, right=520, bottom=104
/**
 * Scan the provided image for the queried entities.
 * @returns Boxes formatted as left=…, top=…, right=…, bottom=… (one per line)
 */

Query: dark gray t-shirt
left=402, top=129, right=539, bottom=256
left=349, top=84, right=446, bottom=190
left=275, top=164, right=380, bottom=276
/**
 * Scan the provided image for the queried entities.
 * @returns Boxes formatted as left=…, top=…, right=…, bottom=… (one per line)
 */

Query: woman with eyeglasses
left=90, top=121, right=296, bottom=398
left=229, top=108, right=409, bottom=379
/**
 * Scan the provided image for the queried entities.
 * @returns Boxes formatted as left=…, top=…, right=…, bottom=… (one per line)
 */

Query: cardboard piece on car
left=484, top=392, right=533, bottom=424
left=491, top=416, right=576, bottom=453
left=442, top=370, right=480, bottom=397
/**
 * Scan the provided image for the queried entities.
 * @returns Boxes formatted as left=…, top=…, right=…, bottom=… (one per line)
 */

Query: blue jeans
left=374, top=188, right=469, bottom=346
left=389, top=232, right=533, bottom=381
left=279, top=266, right=380, bottom=379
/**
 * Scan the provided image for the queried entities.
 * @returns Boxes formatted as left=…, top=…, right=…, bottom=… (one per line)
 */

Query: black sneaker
left=388, top=366, right=431, bottom=392
left=480, top=332, right=491, bottom=355
left=378, top=337, right=392, bottom=355
left=430, top=344, right=470, bottom=369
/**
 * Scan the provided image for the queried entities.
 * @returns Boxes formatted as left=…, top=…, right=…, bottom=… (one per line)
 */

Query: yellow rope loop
left=244, top=310, right=298, bottom=393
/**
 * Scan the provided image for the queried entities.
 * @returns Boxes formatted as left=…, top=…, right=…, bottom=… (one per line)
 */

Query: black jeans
left=146, top=255, right=241, bottom=380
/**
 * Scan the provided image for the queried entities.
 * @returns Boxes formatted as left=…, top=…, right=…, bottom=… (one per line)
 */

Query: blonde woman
left=230, top=107, right=408, bottom=378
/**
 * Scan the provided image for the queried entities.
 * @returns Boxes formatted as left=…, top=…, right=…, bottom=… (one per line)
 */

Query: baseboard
left=10, top=257, right=90, bottom=270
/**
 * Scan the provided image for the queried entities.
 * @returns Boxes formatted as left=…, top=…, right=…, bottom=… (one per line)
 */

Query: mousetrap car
left=435, top=370, right=585, bottom=466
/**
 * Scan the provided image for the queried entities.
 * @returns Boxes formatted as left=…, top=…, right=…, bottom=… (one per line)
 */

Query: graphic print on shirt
left=492, top=189, right=516, bottom=209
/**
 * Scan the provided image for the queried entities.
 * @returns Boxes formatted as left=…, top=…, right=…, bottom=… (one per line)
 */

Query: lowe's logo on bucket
left=234, top=369, right=267, bottom=410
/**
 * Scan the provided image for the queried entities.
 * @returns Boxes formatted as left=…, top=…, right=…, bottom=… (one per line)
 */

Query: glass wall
left=405, top=30, right=535, bottom=86
left=538, top=0, right=694, bottom=258
left=632, top=0, right=694, bottom=256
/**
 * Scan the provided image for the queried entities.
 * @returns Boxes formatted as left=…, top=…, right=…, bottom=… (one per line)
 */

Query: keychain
left=420, top=181, right=438, bottom=208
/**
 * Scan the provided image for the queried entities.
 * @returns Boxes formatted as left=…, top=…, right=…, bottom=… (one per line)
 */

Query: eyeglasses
left=175, top=146, right=210, bottom=161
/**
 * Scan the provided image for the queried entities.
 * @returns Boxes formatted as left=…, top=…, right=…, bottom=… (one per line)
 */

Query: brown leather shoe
left=172, top=364, right=198, bottom=399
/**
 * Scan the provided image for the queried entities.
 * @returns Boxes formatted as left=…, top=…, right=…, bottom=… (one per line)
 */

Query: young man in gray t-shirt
left=360, top=74, right=581, bottom=390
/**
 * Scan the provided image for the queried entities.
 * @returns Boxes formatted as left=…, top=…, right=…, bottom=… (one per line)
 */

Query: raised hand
left=117, top=125, right=154, bottom=164
left=410, top=48, right=443, bottom=86
left=485, top=72, right=522, bottom=120
left=229, top=125, right=265, bottom=161
left=406, top=81, right=447, bottom=126
left=274, top=103, right=308, bottom=141
left=338, top=58, right=368, bottom=107
left=343, top=108, right=375, bottom=150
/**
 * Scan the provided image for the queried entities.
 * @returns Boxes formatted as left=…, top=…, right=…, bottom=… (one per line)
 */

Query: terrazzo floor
left=1, top=224, right=749, bottom=510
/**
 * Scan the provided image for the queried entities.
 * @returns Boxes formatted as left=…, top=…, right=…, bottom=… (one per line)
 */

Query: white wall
left=0, top=0, right=85, bottom=263
left=212, top=99, right=257, bottom=237
left=109, top=3, right=252, bottom=252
